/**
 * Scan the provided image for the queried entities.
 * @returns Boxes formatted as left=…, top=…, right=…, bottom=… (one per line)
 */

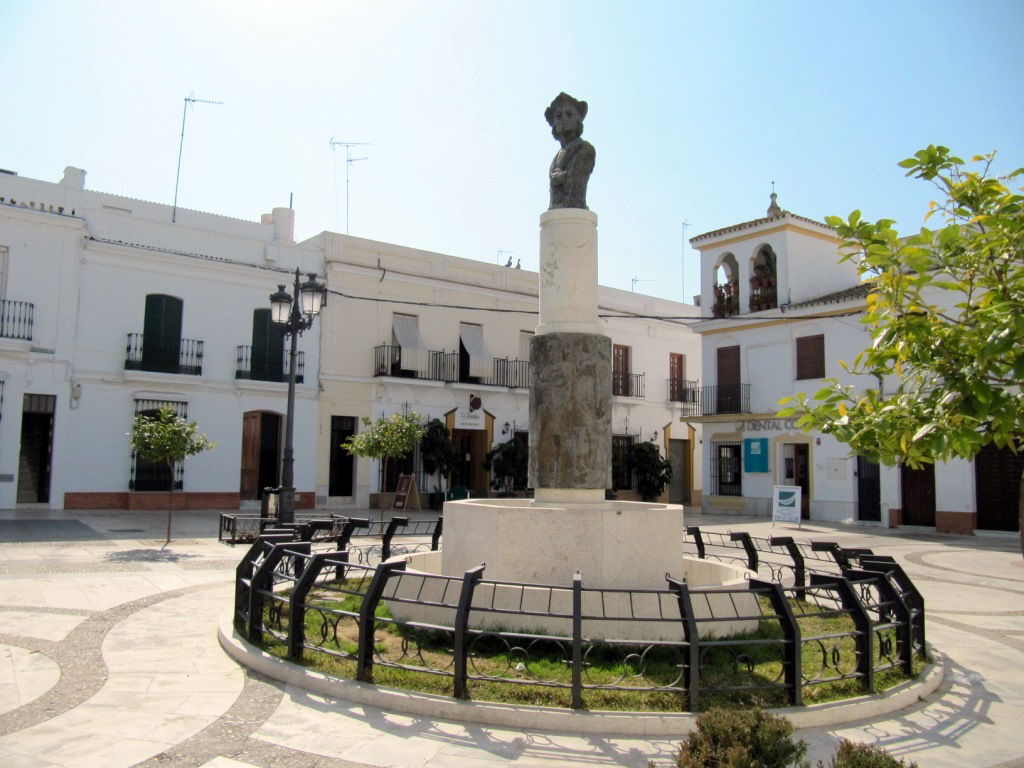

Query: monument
left=387, top=95, right=746, bottom=639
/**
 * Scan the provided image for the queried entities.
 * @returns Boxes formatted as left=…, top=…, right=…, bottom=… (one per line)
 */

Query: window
left=715, top=345, right=742, bottom=413
left=613, top=344, right=631, bottom=396
left=250, top=308, right=285, bottom=382
left=130, top=399, right=187, bottom=491
left=796, top=334, right=825, bottom=380
left=391, top=313, right=428, bottom=376
left=612, top=433, right=637, bottom=490
left=749, top=245, right=778, bottom=312
left=668, top=352, right=686, bottom=401
left=459, top=322, right=491, bottom=382
left=142, top=294, right=183, bottom=373
left=519, top=330, right=534, bottom=362
left=710, top=442, right=742, bottom=496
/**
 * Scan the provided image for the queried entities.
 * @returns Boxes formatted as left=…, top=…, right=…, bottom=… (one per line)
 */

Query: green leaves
left=130, top=407, right=216, bottom=467
left=343, top=411, right=426, bottom=462
left=777, top=147, right=1023, bottom=470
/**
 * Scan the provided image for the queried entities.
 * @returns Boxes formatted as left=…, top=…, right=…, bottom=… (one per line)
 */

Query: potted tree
left=129, top=407, right=216, bottom=548
left=420, top=419, right=456, bottom=510
left=633, top=441, right=673, bottom=501
left=343, top=411, right=425, bottom=517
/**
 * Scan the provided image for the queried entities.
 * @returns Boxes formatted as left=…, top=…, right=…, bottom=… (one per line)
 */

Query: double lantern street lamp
left=269, top=268, right=326, bottom=524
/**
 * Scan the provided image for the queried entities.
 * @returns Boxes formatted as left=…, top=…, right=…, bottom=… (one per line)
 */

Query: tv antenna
left=330, top=138, right=370, bottom=234
left=681, top=219, right=691, bottom=302
left=172, top=92, right=223, bottom=223
left=631, top=276, right=655, bottom=292
left=496, top=248, right=515, bottom=266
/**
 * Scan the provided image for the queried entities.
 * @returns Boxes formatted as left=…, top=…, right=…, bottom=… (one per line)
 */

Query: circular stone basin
left=385, top=498, right=755, bottom=642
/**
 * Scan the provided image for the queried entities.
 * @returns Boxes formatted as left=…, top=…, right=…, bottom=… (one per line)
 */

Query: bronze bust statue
left=545, top=92, right=595, bottom=210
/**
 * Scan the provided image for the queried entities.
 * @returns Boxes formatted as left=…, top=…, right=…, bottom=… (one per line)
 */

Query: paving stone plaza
left=0, top=507, right=1022, bottom=767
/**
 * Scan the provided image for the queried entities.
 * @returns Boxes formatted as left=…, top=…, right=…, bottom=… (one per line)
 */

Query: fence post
left=666, top=575, right=700, bottom=712
left=247, top=541, right=305, bottom=644
left=769, top=536, right=805, bottom=588
left=431, top=515, right=444, bottom=551
left=381, top=516, right=409, bottom=562
left=860, top=556, right=926, bottom=652
left=750, top=579, right=803, bottom=706
left=356, top=559, right=407, bottom=683
left=730, top=531, right=758, bottom=572
left=846, top=569, right=913, bottom=675
left=571, top=571, right=584, bottom=709
left=453, top=564, right=486, bottom=700
left=235, top=533, right=291, bottom=625
left=810, top=573, right=874, bottom=692
left=335, top=517, right=370, bottom=580
left=289, top=552, right=328, bottom=661
left=686, top=526, right=706, bottom=559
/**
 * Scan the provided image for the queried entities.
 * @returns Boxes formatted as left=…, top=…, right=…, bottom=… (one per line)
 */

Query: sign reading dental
left=772, top=485, right=802, bottom=524
left=454, top=394, right=485, bottom=430
left=736, top=418, right=798, bottom=433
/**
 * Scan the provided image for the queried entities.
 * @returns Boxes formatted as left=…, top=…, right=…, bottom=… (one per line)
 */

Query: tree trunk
left=163, top=459, right=174, bottom=549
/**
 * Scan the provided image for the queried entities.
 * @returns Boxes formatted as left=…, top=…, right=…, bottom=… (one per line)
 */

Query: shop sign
left=454, top=393, right=485, bottom=430
left=735, top=418, right=798, bottom=433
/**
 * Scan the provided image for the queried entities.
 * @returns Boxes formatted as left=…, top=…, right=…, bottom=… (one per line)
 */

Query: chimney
left=271, top=206, right=295, bottom=244
left=61, top=167, right=86, bottom=189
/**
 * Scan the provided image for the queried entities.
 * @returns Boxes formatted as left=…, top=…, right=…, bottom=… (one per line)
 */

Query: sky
left=3, top=0, right=1023, bottom=303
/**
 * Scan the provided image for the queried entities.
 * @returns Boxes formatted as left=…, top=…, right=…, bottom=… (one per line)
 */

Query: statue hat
left=545, top=92, right=588, bottom=125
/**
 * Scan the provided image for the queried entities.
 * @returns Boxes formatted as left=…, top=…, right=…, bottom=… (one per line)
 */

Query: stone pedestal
left=529, top=208, right=610, bottom=500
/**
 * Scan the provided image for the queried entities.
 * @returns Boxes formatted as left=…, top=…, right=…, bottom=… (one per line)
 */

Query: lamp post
left=269, top=268, right=326, bottom=524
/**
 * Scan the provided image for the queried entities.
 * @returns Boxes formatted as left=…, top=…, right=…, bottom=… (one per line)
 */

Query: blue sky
left=3, top=0, right=1022, bottom=302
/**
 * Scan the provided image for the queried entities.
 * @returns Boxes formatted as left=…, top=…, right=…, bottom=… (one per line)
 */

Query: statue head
left=545, top=92, right=587, bottom=144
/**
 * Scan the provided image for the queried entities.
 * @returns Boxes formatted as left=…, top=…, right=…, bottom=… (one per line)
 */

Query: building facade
left=0, top=166, right=322, bottom=510
left=688, top=196, right=1021, bottom=535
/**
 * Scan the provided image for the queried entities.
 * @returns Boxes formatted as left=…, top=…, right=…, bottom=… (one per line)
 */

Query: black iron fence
left=673, top=384, right=752, bottom=416
left=373, top=344, right=530, bottom=388
left=233, top=522, right=926, bottom=712
left=235, top=345, right=304, bottom=383
left=125, top=333, right=204, bottom=376
left=613, top=371, right=645, bottom=398
left=0, top=299, right=33, bottom=341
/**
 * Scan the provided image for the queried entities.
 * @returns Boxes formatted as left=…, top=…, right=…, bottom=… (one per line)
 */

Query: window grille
left=710, top=441, right=742, bottom=496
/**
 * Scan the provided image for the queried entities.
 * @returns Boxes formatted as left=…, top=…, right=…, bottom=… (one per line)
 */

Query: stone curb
left=218, top=612, right=944, bottom=737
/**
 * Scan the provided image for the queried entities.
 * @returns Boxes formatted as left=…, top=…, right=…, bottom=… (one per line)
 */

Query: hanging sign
left=772, top=485, right=802, bottom=525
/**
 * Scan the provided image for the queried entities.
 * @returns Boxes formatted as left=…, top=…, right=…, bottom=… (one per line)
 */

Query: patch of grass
left=247, top=580, right=923, bottom=712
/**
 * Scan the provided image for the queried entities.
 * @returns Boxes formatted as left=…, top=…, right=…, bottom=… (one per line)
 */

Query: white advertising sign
left=772, top=485, right=802, bottom=525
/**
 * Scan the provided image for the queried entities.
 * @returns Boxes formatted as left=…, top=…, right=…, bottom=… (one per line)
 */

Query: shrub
left=675, top=707, right=809, bottom=768
left=818, top=739, right=918, bottom=768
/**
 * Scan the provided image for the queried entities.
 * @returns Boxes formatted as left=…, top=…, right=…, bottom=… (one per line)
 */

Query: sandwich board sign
left=772, top=485, right=802, bottom=526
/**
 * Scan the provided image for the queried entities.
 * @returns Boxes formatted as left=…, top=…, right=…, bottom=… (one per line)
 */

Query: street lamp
left=269, top=268, right=326, bottom=524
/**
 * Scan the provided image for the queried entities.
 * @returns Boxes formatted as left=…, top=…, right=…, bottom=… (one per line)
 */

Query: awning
left=460, top=323, right=492, bottom=379
left=392, top=314, right=428, bottom=373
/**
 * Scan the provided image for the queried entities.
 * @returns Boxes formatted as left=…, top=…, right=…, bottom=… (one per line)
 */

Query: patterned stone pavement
left=0, top=507, right=1021, bottom=767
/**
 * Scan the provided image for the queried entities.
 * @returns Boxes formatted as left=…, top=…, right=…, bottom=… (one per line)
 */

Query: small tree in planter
left=420, top=419, right=456, bottom=508
left=343, top=411, right=425, bottom=516
left=634, top=440, right=672, bottom=501
left=130, top=407, right=216, bottom=548
left=483, top=436, right=528, bottom=495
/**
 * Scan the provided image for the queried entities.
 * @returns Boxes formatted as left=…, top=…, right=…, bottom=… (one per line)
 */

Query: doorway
left=329, top=416, right=356, bottom=497
left=782, top=442, right=810, bottom=519
left=975, top=444, right=1021, bottom=531
left=856, top=455, right=882, bottom=522
left=452, top=428, right=488, bottom=495
left=240, top=411, right=281, bottom=500
left=18, top=394, right=55, bottom=503
left=668, top=439, right=691, bottom=504
left=900, top=464, right=936, bottom=526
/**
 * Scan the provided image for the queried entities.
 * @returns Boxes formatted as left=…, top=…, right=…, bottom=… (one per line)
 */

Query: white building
left=688, top=195, right=1021, bottom=535
left=0, top=166, right=322, bottom=510
left=310, top=230, right=703, bottom=511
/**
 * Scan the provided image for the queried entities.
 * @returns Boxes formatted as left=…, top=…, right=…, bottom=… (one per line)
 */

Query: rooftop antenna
left=172, top=92, right=223, bottom=223
left=497, top=248, right=514, bottom=266
left=330, top=138, right=370, bottom=234
left=631, top=276, right=654, bottom=292
left=680, top=219, right=691, bottom=302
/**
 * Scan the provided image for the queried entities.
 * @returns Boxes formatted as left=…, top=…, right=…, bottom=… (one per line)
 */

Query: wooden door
left=142, top=294, right=182, bottom=373
left=669, top=353, right=685, bottom=400
left=856, top=455, right=881, bottom=522
left=239, top=412, right=261, bottom=499
left=975, top=444, right=1022, bottom=531
left=901, top=464, right=936, bottom=526
left=716, top=345, right=740, bottom=413
left=793, top=444, right=810, bottom=519
left=669, top=438, right=690, bottom=504
left=613, top=344, right=631, bottom=396
left=251, top=309, right=284, bottom=381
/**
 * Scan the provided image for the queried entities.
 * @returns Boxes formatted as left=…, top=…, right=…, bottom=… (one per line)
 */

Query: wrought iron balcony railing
left=373, top=345, right=530, bottom=388
left=612, top=371, right=645, bottom=398
left=236, top=345, right=304, bottom=384
left=671, top=382, right=752, bottom=416
left=125, top=333, right=204, bottom=376
left=0, top=299, right=33, bottom=341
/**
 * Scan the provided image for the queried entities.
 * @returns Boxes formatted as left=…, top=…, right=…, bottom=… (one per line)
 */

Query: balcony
left=669, top=382, right=752, bottom=416
left=125, top=333, right=204, bottom=376
left=236, top=345, right=304, bottom=384
left=0, top=299, right=33, bottom=341
left=373, top=345, right=530, bottom=388
left=668, top=378, right=701, bottom=415
left=613, top=371, right=645, bottom=398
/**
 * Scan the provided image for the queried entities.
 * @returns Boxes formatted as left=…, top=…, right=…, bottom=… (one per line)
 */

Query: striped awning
left=392, top=314, right=428, bottom=373
left=460, top=323, right=491, bottom=379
